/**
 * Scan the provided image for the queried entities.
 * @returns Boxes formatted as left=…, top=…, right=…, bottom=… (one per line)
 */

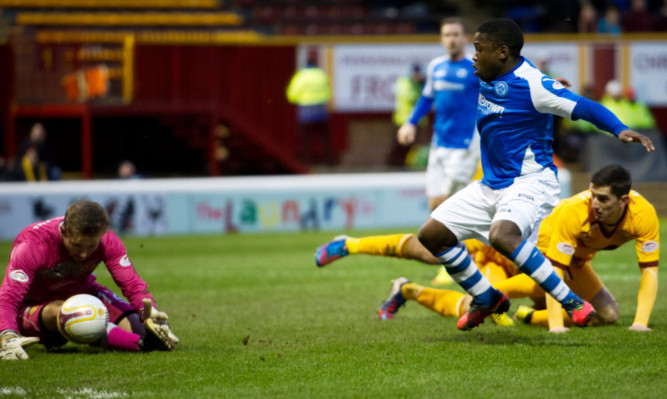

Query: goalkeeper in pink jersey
left=0, top=200, right=178, bottom=360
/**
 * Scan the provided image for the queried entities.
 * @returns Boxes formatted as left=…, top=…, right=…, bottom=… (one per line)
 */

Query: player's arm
left=398, top=60, right=436, bottom=145
left=529, top=76, right=654, bottom=152
left=546, top=267, right=569, bottom=333
left=630, top=208, right=660, bottom=331
left=0, top=243, right=41, bottom=360
left=630, top=266, right=658, bottom=331
left=398, top=96, right=433, bottom=145
left=542, top=201, right=586, bottom=332
left=103, top=234, right=179, bottom=346
left=103, top=237, right=156, bottom=314
left=571, top=98, right=654, bottom=152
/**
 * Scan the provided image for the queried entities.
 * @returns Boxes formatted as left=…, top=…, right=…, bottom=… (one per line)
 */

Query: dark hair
left=476, top=18, right=524, bottom=58
left=64, top=200, right=109, bottom=237
left=441, top=17, right=465, bottom=32
left=590, top=165, right=632, bottom=198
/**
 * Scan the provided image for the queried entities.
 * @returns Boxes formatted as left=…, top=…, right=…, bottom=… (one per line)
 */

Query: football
left=57, top=294, right=109, bottom=344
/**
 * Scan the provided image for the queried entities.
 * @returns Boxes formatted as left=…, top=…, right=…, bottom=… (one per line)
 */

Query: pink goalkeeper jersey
left=0, top=216, right=155, bottom=333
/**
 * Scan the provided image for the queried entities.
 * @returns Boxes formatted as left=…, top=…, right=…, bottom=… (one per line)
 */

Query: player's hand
left=397, top=123, right=417, bottom=146
left=628, top=324, right=652, bottom=332
left=548, top=326, right=570, bottom=334
left=0, top=330, right=39, bottom=360
left=142, top=299, right=180, bottom=346
left=618, top=130, right=655, bottom=152
left=554, top=77, right=572, bottom=88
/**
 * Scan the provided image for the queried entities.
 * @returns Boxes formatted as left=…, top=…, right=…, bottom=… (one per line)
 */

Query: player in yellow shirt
left=503, top=164, right=659, bottom=332
left=315, top=231, right=518, bottom=325
left=315, top=165, right=659, bottom=331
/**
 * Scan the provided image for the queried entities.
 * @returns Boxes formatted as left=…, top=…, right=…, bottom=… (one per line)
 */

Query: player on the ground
left=417, top=18, right=654, bottom=331
left=0, top=200, right=178, bottom=360
left=376, top=165, right=659, bottom=333
left=506, top=164, right=659, bottom=332
left=376, top=239, right=519, bottom=326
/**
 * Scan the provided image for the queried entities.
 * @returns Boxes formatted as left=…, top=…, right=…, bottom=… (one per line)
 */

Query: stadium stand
left=1, top=0, right=665, bottom=180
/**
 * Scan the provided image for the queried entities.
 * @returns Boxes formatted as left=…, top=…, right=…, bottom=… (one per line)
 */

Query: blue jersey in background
left=409, top=56, right=479, bottom=149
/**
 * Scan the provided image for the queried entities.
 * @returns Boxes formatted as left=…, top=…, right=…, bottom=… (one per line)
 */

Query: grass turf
left=0, top=223, right=665, bottom=398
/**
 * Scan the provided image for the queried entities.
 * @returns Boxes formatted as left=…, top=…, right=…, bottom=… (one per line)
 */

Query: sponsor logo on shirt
left=478, top=94, right=505, bottom=116
left=518, top=193, right=535, bottom=202
left=557, top=242, right=575, bottom=255
left=542, top=77, right=565, bottom=93
left=120, top=255, right=132, bottom=267
left=456, top=68, right=468, bottom=78
left=642, top=241, right=659, bottom=253
left=434, top=80, right=465, bottom=91
left=9, top=270, right=29, bottom=283
left=494, top=81, right=509, bottom=97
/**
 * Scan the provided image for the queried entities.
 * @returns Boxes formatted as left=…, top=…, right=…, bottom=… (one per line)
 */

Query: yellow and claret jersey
left=538, top=190, right=660, bottom=269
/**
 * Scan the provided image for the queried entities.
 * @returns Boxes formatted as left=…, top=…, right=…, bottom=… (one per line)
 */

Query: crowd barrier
left=0, top=171, right=574, bottom=240
left=0, top=173, right=431, bottom=240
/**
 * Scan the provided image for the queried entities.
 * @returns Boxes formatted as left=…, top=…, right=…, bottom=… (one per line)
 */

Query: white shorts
left=426, top=134, right=480, bottom=198
left=430, top=168, right=561, bottom=245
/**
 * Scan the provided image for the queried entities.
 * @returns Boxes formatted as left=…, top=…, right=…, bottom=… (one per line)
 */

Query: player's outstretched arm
left=0, top=330, right=39, bottom=360
left=618, top=130, right=655, bottom=152
left=571, top=98, right=654, bottom=152
left=629, top=266, right=658, bottom=332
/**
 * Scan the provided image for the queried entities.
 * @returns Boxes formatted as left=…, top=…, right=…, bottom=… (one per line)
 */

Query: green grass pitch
left=0, top=221, right=665, bottom=398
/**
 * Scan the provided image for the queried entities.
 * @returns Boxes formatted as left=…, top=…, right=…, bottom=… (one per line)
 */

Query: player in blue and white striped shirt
left=417, top=18, right=655, bottom=331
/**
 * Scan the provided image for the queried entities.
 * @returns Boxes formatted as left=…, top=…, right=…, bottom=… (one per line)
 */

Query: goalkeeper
left=0, top=200, right=178, bottom=360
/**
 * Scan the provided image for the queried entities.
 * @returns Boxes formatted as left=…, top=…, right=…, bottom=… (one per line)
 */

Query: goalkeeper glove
left=141, top=299, right=179, bottom=351
left=0, top=330, right=39, bottom=360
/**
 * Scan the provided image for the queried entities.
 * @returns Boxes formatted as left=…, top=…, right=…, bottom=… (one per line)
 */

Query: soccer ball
left=57, top=294, right=109, bottom=344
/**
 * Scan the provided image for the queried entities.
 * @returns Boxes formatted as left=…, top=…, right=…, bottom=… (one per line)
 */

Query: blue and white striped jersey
left=477, top=57, right=582, bottom=189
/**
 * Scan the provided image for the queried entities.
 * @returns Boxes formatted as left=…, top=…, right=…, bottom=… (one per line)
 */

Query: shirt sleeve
left=407, top=96, right=434, bottom=125
left=103, top=233, right=156, bottom=313
left=0, top=243, right=44, bottom=333
left=632, top=205, right=660, bottom=268
left=571, top=97, right=629, bottom=137
left=524, top=72, right=581, bottom=119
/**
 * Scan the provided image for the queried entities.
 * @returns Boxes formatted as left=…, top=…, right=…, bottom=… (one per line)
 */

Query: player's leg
left=425, top=146, right=450, bottom=211
left=315, top=233, right=439, bottom=267
left=407, top=283, right=470, bottom=318
left=563, top=262, right=618, bottom=325
left=39, top=300, right=64, bottom=333
left=490, top=173, right=595, bottom=327
left=428, top=144, right=480, bottom=284
left=516, top=262, right=618, bottom=327
left=418, top=182, right=509, bottom=330
left=378, top=277, right=469, bottom=320
left=84, top=286, right=144, bottom=351
left=19, top=301, right=69, bottom=349
left=479, top=263, right=516, bottom=326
